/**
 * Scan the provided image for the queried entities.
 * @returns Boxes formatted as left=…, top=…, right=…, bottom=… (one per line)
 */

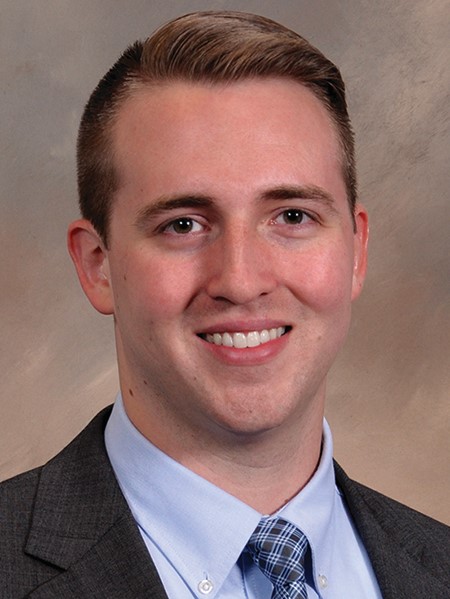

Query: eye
left=274, top=209, right=313, bottom=225
left=163, top=217, right=203, bottom=235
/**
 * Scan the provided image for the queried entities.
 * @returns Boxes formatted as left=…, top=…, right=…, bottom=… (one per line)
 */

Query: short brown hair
left=77, top=11, right=356, bottom=245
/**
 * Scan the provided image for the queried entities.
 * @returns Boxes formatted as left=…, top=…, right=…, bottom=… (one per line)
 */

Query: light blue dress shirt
left=105, top=395, right=382, bottom=598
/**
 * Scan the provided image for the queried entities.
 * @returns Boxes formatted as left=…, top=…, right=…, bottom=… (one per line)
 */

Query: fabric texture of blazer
left=1, top=406, right=449, bottom=598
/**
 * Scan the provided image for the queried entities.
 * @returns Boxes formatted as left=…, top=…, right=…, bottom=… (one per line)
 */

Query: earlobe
left=351, top=204, right=369, bottom=300
left=67, top=219, right=114, bottom=315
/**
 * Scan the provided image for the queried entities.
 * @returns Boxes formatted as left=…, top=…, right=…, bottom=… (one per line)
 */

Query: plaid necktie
left=246, top=517, right=309, bottom=599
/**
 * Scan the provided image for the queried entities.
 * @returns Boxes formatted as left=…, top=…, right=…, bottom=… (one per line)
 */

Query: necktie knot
left=246, top=517, right=308, bottom=599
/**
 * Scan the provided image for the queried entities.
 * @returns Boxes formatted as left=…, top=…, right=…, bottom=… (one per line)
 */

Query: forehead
left=111, top=78, right=344, bottom=202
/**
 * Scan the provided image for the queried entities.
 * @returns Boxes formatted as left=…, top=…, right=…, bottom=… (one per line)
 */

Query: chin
left=210, top=403, right=295, bottom=440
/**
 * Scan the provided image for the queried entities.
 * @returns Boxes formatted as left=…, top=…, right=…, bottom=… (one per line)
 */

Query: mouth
left=198, top=326, right=291, bottom=349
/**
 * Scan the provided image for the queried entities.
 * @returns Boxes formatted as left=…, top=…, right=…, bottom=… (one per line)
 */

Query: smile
left=200, top=327, right=290, bottom=349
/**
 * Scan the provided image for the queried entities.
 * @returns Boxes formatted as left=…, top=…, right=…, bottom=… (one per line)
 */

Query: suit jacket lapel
left=334, top=462, right=449, bottom=599
left=22, top=408, right=447, bottom=598
left=27, top=512, right=168, bottom=598
left=24, top=407, right=168, bottom=598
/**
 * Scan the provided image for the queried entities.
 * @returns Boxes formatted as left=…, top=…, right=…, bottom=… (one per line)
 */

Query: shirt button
left=198, top=579, right=214, bottom=594
left=318, top=574, right=328, bottom=589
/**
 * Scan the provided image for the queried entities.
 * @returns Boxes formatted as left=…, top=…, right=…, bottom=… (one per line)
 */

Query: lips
left=199, top=326, right=290, bottom=349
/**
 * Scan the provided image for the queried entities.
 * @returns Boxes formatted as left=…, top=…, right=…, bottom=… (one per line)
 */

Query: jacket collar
left=335, top=461, right=448, bottom=599
left=24, top=406, right=168, bottom=598
left=22, top=407, right=446, bottom=598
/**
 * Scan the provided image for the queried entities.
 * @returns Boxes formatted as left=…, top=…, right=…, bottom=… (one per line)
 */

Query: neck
left=122, top=385, right=324, bottom=514
left=184, top=426, right=323, bottom=513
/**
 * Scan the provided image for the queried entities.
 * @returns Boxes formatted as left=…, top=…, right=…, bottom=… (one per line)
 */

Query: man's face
left=88, top=79, right=367, bottom=446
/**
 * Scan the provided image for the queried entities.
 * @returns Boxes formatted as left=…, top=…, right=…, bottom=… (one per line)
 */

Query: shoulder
left=335, top=460, right=449, bottom=538
left=0, top=407, right=115, bottom=595
left=0, top=464, right=43, bottom=547
left=0, top=462, right=41, bottom=500
left=334, top=461, right=450, bottom=584
left=0, top=404, right=113, bottom=505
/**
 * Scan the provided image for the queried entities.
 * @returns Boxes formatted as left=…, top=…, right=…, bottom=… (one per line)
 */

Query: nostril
left=205, top=274, right=278, bottom=306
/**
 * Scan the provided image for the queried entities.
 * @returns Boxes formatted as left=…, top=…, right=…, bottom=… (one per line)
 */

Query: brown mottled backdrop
left=1, top=1, right=449, bottom=524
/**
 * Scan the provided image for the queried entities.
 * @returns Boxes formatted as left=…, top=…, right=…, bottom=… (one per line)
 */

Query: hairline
left=102, top=75, right=354, bottom=246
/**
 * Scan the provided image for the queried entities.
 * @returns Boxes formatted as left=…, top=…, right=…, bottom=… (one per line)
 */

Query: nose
left=204, top=225, right=277, bottom=305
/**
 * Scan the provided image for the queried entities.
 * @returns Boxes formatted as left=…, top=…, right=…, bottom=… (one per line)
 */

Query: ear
left=351, top=203, right=369, bottom=301
left=67, top=219, right=114, bottom=315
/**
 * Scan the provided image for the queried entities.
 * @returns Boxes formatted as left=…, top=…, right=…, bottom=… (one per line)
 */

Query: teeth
left=260, top=329, right=270, bottom=344
left=204, top=327, right=286, bottom=348
left=222, top=332, right=233, bottom=347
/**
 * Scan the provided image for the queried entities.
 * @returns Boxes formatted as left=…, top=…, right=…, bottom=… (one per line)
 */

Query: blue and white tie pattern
left=246, top=517, right=309, bottom=599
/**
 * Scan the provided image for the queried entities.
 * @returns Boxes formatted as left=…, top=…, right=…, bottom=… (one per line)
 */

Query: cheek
left=110, top=250, right=200, bottom=323
left=287, top=241, right=355, bottom=311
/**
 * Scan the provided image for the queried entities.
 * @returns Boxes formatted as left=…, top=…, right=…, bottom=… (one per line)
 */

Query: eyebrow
left=134, top=195, right=214, bottom=229
left=134, top=184, right=338, bottom=229
left=260, top=184, right=338, bottom=213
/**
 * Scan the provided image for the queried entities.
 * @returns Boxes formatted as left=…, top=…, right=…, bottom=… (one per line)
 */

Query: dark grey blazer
left=1, top=407, right=449, bottom=598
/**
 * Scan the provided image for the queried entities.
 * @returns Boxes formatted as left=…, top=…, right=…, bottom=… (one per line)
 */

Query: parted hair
left=77, top=11, right=356, bottom=246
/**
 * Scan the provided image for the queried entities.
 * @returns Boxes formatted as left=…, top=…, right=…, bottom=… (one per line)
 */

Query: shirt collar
left=105, top=395, right=261, bottom=595
left=105, top=394, right=337, bottom=596
left=277, top=417, right=337, bottom=586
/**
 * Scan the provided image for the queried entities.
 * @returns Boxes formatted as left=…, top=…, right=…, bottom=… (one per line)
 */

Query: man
left=1, top=10, right=448, bottom=599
